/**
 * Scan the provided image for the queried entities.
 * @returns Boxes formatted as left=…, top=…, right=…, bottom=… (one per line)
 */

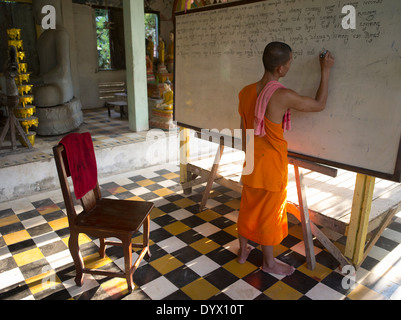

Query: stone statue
left=158, top=36, right=165, bottom=67
left=31, top=0, right=74, bottom=107
left=147, top=59, right=155, bottom=83
left=30, top=0, right=83, bottom=136
left=146, top=35, right=154, bottom=64
left=167, top=31, right=174, bottom=73
left=0, top=45, right=18, bottom=111
left=3, top=46, right=19, bottom=97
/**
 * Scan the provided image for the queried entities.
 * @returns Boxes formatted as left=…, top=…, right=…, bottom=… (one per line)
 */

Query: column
left=123, top=0, right=149, bottom=132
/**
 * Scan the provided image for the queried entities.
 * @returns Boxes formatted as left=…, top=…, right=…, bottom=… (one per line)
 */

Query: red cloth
left=59, top=132, right=98, bottom=200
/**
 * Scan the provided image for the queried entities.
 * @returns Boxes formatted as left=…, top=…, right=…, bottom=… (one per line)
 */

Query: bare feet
left=237, top=246, right=253, bottom=264
left=261, top=258, right=295, bottom=276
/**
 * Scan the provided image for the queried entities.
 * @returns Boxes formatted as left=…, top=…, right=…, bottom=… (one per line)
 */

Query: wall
left=72, top=4, right=127, bottom=109
left=71, top=0, right=174, bottom=109
left=0, top=131, right=214, bottom=202
left=0, top=1, right=175, bottom=109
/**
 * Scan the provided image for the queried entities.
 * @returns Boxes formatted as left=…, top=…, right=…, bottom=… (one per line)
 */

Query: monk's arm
left=282, top=52, right=335, bottom=113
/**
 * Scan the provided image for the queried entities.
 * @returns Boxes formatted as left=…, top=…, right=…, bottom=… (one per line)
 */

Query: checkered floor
left=1, top=162, right=401, bottom=300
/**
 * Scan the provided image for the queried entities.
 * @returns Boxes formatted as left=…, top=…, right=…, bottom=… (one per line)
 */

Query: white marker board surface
left=175, top=0, right=401, bottom=182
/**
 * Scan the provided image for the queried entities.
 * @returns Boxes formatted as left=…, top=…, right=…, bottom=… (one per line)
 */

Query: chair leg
left=99, top=238, right=106, bottom=258
left=123, top=236, right=134, bottom=293
left=69, top=230, right=84, bottom=287
left=143, top=215, right=151, bottom=262
left=106, top=103, right=111, bottom=117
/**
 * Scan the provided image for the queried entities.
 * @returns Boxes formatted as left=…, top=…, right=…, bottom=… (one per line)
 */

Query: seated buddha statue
left=31, top=0, right=74, bottom=107
left=156, top=80, right=173, bottom=110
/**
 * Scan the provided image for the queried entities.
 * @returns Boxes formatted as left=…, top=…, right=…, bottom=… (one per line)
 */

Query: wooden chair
left=53, top=143, right=154, bottom=293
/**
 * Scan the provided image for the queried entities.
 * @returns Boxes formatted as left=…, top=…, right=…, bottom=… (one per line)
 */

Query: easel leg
left=180, top=128, right=192, bottom=195
left=345, top=174, right=375, bottom=266
left=10, top=113, right=17, bottom=150
left=199, top=143, right=224, bottom=211
left=294, top=165, right=316, bottom=270
left=358, top=203, right=400, bottom=268
left=12, top=114, right=33, bottom=149
left=0, top=118, right=11, bottom=148
left=0, top=104, right=33, bottom=150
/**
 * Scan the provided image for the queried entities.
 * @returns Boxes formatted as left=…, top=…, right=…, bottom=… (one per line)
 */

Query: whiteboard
left=174, top=0, right=401, bottom=182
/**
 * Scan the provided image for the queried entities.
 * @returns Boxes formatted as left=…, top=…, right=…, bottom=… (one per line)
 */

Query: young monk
left=237, top=42, right=335, bottom=275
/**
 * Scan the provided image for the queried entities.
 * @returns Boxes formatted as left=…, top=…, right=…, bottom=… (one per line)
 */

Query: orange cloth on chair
left=238, top=83, right=289, bottom=246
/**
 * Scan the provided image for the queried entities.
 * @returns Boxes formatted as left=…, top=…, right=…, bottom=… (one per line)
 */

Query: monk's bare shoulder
left=269, top=88, right=297, bottom=111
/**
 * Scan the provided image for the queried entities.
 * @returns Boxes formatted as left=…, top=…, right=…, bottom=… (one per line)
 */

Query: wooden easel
left=197, top=140, right=342, bottom=270
left=180, top=128, right=401, bottom=269
left=0, top=96, right=33, bottom=151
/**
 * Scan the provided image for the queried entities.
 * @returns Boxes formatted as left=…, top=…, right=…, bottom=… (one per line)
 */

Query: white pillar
left=123, top=0, right=149, bottom=132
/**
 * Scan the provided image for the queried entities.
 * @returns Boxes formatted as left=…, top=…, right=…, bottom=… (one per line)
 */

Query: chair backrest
left=53, top=144, right=102, bottom=226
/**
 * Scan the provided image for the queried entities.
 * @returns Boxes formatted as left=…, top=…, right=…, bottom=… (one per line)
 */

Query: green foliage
left=145, top=13, right=157, bottom=39
left=96, top=9, right=111, bottom=69
left=95, top=10, right=159, bottom=69
left=145, top=13, right=158, bottom=58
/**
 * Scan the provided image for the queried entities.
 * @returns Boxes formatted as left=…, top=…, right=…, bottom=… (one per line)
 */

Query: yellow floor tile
left=264, top=281, right=304, bottom=300
left=153, top=188, right=174, bottom=197
left=136, top=179, right=155, bottom=187
left=79, top=234, right=94, bottom=245
left=131, top=235, right=154, bottom=250
left=288, top=224, right=304, bottom=240
left=83, top=253, right=113, bottom=269
left=108, top=187, right=128, bottom=195
left=225, top=199, right=241, bottom=210
left=208, top=190, right=222, bottom=199
left=0, top=215, right=20, bottom=227
left=48, top=217, right=69, bottom=231
left=127, top=196, right=146, bottom=202
left=26, top=270, right=62, bottom=295
left=37, top=204, right=61, bottom=215
left=190, top=238, right=220, bottom=255
left=162, top=172, right=180, bottom=180
left=3, top=229, right=31, bottom=246
left=101, top=277, right=131, bottom=299
left=181, top=278, right=220, bottom=300
left=196, top=209, right=220, bottom=222
left=273, top=244, right=289, bottom=257
left=334, top=241, right=346, bottom=254
left=150, top=207, right=166, bottom=219
left=62, top=237, right=69, bottom=247
left=298, top=262, right=332, bottom=282
left=223, top=224, right=238, bottom=237
left=150, top=254, right=183, bottom=275
left=61, top=233, right=93, bottom=247
left=163, top=221, right=191, bottom=236
left=223, top=259, right=257, bottom=278
left=13, top=248, right=45, bottom=267
left=347, top=284, right=386, bottom=300
left=174, top=198, right=196, bottom=208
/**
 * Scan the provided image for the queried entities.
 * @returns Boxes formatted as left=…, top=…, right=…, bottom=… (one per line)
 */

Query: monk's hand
left=320, top=51, right=335, bottom=72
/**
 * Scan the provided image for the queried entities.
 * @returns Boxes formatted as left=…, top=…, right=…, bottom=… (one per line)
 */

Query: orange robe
left=238, top=83, right=289, bottom=246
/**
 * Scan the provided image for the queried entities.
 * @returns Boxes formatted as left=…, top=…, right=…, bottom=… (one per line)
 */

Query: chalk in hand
left=320, top=48, right=328, bottom=58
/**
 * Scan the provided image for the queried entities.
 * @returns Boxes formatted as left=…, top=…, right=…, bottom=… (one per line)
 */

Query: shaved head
left=263, top=42, right=292, bottom=73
